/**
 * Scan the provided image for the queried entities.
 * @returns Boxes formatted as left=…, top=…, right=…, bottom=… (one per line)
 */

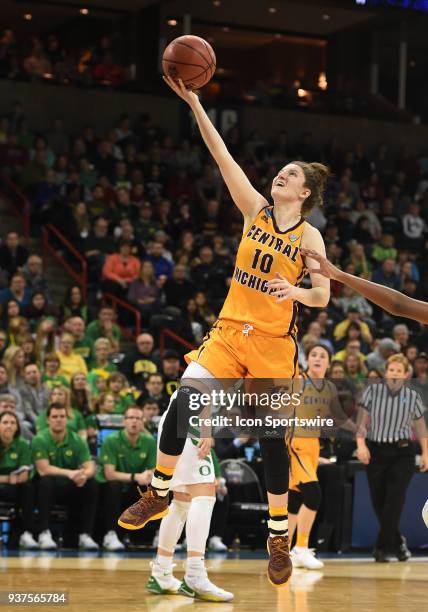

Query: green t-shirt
left=32, top=429, right=91, bottom=472
left=42, top=374, right=70, bottom=389
left=0, top=437, right=32, bottom=478
left=36, top=409, right=86, bottom=434
left=85, top=321, right=122, bottom=350
left=114, top=393, right=134, bottom=415
left=87, top=363, right=117, bottom=394
left=96, top=430, right=156, bottom=483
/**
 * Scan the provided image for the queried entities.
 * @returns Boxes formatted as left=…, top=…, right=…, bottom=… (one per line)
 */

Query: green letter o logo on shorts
left=199, top=465, right=212, bottom=476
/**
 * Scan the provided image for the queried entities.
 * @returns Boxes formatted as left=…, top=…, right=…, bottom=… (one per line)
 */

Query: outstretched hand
left=301, top=248, right=340, bottom=280
left=163, top=75, right=200, bottom=107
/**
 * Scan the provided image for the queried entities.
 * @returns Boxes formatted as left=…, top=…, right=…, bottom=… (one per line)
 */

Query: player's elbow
left=316, top=289, right=330, bottom=308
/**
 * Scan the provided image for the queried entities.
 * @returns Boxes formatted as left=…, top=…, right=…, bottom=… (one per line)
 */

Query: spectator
left=371, top=258, right=400, bottom=290
left=34, top=319, right=56, bottom=366
left=184, top=297, right=206, bottom=344
left=56, top=333, right=88, bottom=382
left=366, top=338, right=400, bottom=373
left=24, top=292, right=56, bottom=332
left=393, top=324, right=410, bottom=352
left=36, top=385, right=86, bottom=437
left=20, top=363, right=50, bottom=418
left=334, top=339, right=367, bottom=369
left=105, top=372, right=134, bottom=414
left=32, top=403, right=98, bottom=550
left=23, top=38, right=52, bottom=79
left=0, top=273, right=32, bottom=308
left=84, top=216, right=114, bottom=281
left=22, top=255, right=50, bottom=298
left=0, top=363, right=23, bottom=410
left=127, top=260, right=161, bottom=323
left=85, top=306, right=121, bottom=353
left=65, top=316, right=91, bottom=363
left=70, top=372, right=92, bottom=417
left=161, top=350, right=180, bottom=397
left=145, top=241, right=173, bottom=280
left=139, top=373, right=169, bottom=414
left=344, top=353, right=367, bottom=389
left=163, top=264, right=195, bottom=310
left=3, top=345, right=26, bottom=389
left=41, top=353, right=69, bottom=389
left=0, top=393, right=33, bottom=441
left=102, top=240, right=141, bottom=297
left=96, top=405, right=156, bottom=551
left=0, top=411, right=37, bottom=549
left=87, top=337, right=117, bottom=393
left=333, top=306, right=372, bottom=346
left=372, top=235, right=398, bottom=264
left=60, top=285, right=89, bottom=324
left=402, top=202, right=426, bottom=252
left=0, top=232, right=29, bottom=279
left=119, top=332, right=157, bottom=389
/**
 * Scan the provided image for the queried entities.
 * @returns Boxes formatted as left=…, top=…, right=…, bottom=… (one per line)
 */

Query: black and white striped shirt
left=360, top=382, right=425, bottom=443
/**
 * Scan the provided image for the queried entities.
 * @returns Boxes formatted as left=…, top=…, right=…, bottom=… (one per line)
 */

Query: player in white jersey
left=146, top=391, right=233, bottom=603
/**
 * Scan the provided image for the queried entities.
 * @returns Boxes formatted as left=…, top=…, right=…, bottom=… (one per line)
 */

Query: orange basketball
left=162, top=35, right=216, bottom=90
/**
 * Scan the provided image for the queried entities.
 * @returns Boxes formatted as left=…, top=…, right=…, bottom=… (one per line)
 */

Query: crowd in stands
left=0, top=96, right=427, bottom=551
left=0, top=29, right=129, bottom=87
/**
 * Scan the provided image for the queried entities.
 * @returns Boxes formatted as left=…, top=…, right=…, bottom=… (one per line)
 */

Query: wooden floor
left=1, top=556, right=427, bottom=611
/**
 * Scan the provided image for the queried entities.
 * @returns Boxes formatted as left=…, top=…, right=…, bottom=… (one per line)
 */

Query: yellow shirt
left=57, top=351, right=88, bottom=382
left=219, top=206, right=307, bottom=336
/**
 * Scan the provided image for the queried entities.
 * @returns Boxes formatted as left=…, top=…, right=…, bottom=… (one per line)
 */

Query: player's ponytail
left=294, top=161, right=330, bottom=215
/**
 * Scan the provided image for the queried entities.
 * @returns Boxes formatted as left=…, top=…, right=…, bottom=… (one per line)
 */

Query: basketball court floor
left=1, top=551, right=427, bottom=611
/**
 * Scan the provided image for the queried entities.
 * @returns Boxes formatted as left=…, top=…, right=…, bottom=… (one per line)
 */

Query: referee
left=356, top=353, right=428, bottom=562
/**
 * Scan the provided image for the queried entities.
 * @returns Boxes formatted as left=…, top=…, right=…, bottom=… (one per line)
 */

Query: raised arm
left=164, top=77, right=267, bottom=224
left=301, top=248, right=428, bottom=325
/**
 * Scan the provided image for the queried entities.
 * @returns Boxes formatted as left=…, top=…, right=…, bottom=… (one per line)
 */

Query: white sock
left=157, top=554, right=173, bottom=570
left=185, top=496, right=215, bottom=578
left=186, top=556, right=205, bottom=579
left=157, top=498, right=190, bottom=557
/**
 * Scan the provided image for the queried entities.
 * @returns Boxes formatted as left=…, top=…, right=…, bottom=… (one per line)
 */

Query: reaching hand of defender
left=163, top=75, right=199, bottom=106
left=267, top=273, right=298, bottom=303
left=197, top=437, right=212, bottom=459
left=300, top=248, right=341, bottom=280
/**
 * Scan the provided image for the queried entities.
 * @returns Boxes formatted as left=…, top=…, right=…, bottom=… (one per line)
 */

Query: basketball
left=162, top=35, right=216, bottom=90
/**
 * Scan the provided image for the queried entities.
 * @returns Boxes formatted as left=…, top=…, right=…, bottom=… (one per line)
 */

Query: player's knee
left=288, top=489, right=302, bottom=515
left=159, top=386, right=205, bottom=455
left=299, top=481, right=321, bottom=511
left=259, top=436, right=289, bottom=495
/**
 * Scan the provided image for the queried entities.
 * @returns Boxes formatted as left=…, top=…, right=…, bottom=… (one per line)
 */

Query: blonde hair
left=94, top=391, right=116, bottom=414
left=94, top=337, right=111, bottom=351
left=3, top=345, right=25, bottom=385
left=49, top=384, right=73, bottom=418
left=386, top=353, right=410, bottom=373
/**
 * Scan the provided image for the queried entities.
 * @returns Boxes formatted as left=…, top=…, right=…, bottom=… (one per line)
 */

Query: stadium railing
left=159, top=327, right=196, bottom=358
left=42, top=223, right=88, bottom=299
left=1, top=173, right=31, bottom=245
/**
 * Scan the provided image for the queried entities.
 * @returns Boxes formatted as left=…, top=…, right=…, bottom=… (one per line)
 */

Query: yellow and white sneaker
left=179, top=572, right=234, bottom=602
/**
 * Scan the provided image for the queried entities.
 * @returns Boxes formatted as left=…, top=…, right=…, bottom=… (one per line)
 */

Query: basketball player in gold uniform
left=118, top=76, right=330, bottom=588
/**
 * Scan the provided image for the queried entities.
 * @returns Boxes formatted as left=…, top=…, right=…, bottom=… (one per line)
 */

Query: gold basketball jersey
left=219, top=206, right=307, bottom=336
left=293, top=373, right=336, bottom=438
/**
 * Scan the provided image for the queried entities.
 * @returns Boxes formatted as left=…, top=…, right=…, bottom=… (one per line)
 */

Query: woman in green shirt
left=36, top=385, right=87, bottom=439
left=41, top=353, right=69, bottom=389
left=0, top=411, right=38, bottom=549
left=87, top=338, right=117, bottom=394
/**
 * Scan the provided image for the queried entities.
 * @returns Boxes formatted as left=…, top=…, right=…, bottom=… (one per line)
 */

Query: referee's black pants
left=366, top=441, right=415, bottom=552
